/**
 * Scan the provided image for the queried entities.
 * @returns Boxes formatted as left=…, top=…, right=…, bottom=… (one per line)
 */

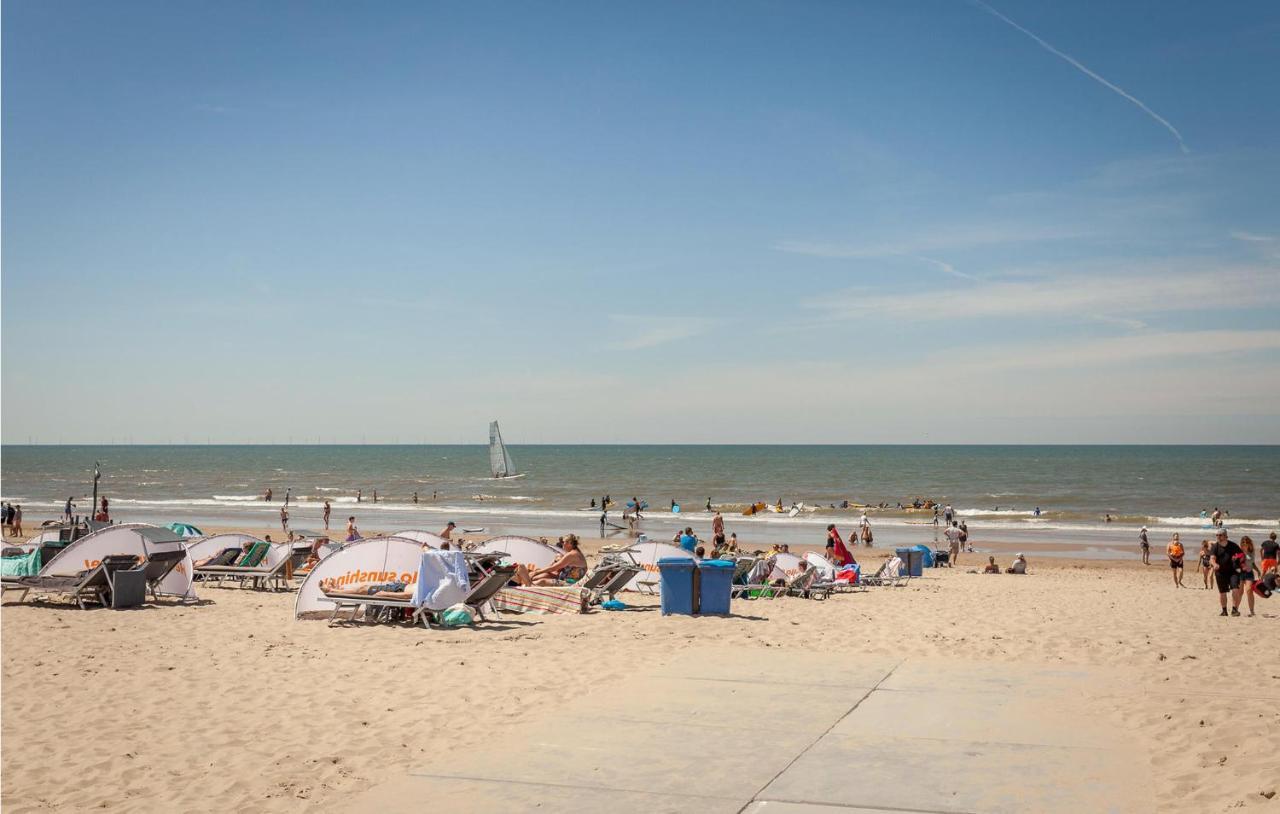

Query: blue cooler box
left=657, top=558, right=697, bottom=615
left=697, top=560, right=735, bottom=615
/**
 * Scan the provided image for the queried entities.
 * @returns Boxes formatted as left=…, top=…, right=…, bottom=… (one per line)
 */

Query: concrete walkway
left=349, top=649, right=1151, bottom=813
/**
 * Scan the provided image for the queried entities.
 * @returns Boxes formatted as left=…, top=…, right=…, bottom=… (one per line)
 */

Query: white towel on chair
left=413, top=551, right=470, bottom=610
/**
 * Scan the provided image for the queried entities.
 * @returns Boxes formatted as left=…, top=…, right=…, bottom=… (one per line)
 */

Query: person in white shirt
left=944, top=521, right=961, bottom=566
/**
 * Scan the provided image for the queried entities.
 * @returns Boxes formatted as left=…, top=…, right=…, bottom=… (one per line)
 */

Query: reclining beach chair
left=325, top=586, right=424, bottom=628
left=861, top=558, right=905, bottom=587
left=730, top=556, right=778, bottom=599
left=194, top=543, right=290, bottom=591
left=582, top=564, right=643, bottom=605
left=441, top=564, right=517, bottom=623
left=8, top=555, right=140, bottom=609
left=137, top=549, right=188, bottom=601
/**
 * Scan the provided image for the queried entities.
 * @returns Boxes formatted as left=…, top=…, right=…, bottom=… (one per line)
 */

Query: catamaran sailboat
left=488, top=421, right=523, bottom=479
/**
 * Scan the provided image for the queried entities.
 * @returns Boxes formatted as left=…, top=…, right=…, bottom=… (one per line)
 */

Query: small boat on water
left=488, top=420, right=524, bottom=479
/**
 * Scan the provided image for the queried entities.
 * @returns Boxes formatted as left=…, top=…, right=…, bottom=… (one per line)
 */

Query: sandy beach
left=1, top=520, right=1276, bottom=812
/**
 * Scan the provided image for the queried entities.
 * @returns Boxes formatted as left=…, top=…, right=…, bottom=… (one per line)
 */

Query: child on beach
left=1198, top=540, right=1213, bottom=589
left=1167, top=533, right=1185, bottom=588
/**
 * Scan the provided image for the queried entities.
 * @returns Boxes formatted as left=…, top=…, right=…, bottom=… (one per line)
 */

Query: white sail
left=489, top=421, right=517, bottom=478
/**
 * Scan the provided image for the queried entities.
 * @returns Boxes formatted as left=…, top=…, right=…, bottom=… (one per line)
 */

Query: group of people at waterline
left=1141, top=525, right=1278, bottom=616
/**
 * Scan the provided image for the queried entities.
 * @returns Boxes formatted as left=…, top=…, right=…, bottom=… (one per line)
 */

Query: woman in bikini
left=513, top=538, right=587, bottom=586
left=1198, top=540, right=1213, bottom=590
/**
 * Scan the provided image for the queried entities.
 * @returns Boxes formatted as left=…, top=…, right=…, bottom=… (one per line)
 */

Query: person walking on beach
left=1198, top=540, right=1213, bottom=589
left=1237, top=537, right=1259, bottom=617
left=943, top=504, right=953, bottom=524
left=706, top=497, right=712, bottom=512
left=1167, top=533, right=1185, bottom=588
left=12, top=506, right=22, bottom=538
left=264, top=488, right=273, bottom=502
left=413, top=491, right=419, bottom=504
left=356, top=489, right=362, bottom=503
left=322, top=500, right=331, bottom=530
left=1209, top=528, right=1244, bottom=617
left=825, top=524, right=854, bottom=566
left=280, top=506, right=289, bottom=534
left=712, top=511, right=725, bottom=550
left=1260, top=532, right=1278, bottom=577
left=945, top=521, right=962, bottom=566
left=373, top=489, right=378, bottom=503
left=64, top=497, right=75, bottom=523
left=1139, top=527, right=1151, bottom=565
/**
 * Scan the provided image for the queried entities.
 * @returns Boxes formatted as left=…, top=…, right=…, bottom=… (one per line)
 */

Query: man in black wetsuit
left=1209, top=528, right=1244, bottom=617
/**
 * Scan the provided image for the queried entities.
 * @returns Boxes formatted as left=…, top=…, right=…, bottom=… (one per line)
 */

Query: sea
left=2, top=445, right=1277, bottom=559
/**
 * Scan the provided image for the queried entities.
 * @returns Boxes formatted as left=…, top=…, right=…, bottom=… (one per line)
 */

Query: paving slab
left=408, top=713, right=810, bottom=800
left=759, top=731, right=1150, bottom=814
left=879, top=658, right=1126, bottom=696
left=649, top=649, right=897, bottom=690
left=832, top=685, right=1118, bottom=749
left=609, top=676, right=857, bottom=734
left=350, top=775, right=747, bottom=814
left=742, top=803, right=941, bottom=814
left=342, top=651, right=1151, bottom=814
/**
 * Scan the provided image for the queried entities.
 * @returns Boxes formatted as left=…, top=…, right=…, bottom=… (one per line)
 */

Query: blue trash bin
left=657, top=557, right=697, bottom=615
left=896, top=547, right=924, bottom=577
left=697, top=560, right=735, bottom=615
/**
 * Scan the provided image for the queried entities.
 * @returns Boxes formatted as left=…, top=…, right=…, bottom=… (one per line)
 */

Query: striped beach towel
left=490, top=585, right=588, bottom=615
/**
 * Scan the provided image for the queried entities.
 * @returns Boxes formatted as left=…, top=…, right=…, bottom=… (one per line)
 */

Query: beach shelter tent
left=389, top=529, right=449, bottom=549
left=40, top=522, right=196, bottom=599
left=620, top=541, right=698, bottom=593
left=294, top=535, right=425, bottom=618
left=472, top=536, right=561, bottom=569
left=14, top=527, right=63, bottom=553
left=911, top=544, right=935, bottom=568
left=184, top=533, right=261, bottom=563
left=804, top=552, right=836, bottom=580
left=769, top=552, right=808, bottom=582
left=166, top=522, right=204, bottom=538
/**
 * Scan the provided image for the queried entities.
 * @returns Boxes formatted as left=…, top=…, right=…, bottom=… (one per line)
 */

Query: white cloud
left=951, top=329, right=1280, bottom=372
left=773, top=222, right=1084, bottom=260
left=808, top=264, right=1280, bottom=321
left=1230, top=230, right=1275, bottom=243
left=608, top=315, right=709, bottom=350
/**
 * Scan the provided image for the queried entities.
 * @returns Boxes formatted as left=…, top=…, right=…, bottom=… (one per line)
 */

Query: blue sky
left=3, top=0, right=1278, bottom=443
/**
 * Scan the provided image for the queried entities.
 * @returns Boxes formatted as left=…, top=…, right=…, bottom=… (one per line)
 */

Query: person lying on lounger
left=318, top=578, right=410, bottom=598
left=512, top=538, right=588, bottom=586
left=195, top=542, right=252, bottom=567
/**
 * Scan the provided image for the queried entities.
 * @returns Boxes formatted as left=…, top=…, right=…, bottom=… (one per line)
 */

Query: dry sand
left=2, top=523, right=1277, bottom=812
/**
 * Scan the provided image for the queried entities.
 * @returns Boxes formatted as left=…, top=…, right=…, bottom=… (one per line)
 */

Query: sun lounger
left=324, top=589, right=424, bottom=627
left=5, top=555, right=140, bottom=609
left=137, top=549, right=188, bottom=601
left=576, top=563, right=642, bottom=605
left=326, top=564, right=518, bottom=628
left=194, top=545, right=290, bottom=591
left=861, top=558, right=905, bottom=587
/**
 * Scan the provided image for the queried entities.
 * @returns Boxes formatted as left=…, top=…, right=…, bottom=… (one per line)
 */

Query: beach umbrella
left=166, top=522, right=204, bottom=538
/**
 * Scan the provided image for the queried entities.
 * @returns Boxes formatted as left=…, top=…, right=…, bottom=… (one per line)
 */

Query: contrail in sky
left=971, top=0, right=1190, bottom=153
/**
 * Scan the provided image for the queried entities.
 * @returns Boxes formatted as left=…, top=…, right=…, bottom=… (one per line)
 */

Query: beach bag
left=601, top=599, right=626, bottom=610
left=440, top=603, right=475, bottom=627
